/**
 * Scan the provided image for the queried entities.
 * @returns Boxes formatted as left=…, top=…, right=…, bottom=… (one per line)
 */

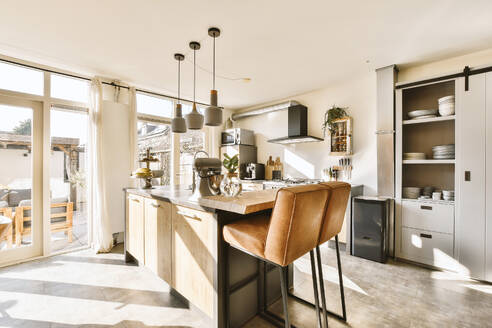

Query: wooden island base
left=124, top=187, right=291, bottom=328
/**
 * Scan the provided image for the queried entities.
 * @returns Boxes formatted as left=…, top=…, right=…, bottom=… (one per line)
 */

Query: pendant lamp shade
left=205, top=27, right=223, bottom=126
left=172, top=53, right=187, bottom=133
left=186, top=102, right=204, bottom=130
left=185, top=41, right=204, bottom=130
left=172, top=103, right=187, bottom=133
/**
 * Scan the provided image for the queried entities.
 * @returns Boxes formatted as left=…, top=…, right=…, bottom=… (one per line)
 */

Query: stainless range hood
left=231, top=101, right=323, bottom=144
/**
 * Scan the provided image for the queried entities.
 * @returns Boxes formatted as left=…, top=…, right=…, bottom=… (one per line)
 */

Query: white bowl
left=438, top=95, right=455, bottom=104
left=439, top=106, right=455, bottom=116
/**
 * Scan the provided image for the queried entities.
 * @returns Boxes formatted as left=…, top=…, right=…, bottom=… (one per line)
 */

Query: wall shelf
left=403, top=159, right=455, bottom=164
left=329, top=117, right=353, bottom=156
left=402, top=115, right=455, bottom=125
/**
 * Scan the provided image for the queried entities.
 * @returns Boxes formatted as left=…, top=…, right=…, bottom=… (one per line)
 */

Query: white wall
left=0, top=149, right=68, bottom=197
left=232, top=72, right=378, bottom=195
left=398, top=47, right=492, bottom=83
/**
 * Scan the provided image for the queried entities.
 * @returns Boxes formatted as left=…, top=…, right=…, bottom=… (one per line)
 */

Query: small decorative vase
left=220, top=172, right=242, bottom=197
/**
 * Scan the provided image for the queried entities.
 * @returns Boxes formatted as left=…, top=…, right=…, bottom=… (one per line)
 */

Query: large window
left=137, top=121, right=171, bottom=186
left=136, top=93, right=208, bottom=188
left=50, top=108, right=89, bottom=252
left=50, top=74, right=90, bottom=103
left=180, top=130, right=206, bottom=188
left=0, top=104, right=33, bottom=250
left=0, top=61, right=43, bottom=96
left=136, top=93, right=173, bottom=117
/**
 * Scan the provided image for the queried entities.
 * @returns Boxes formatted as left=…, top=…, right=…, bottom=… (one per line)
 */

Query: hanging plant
left=322, top=105, right=348, bottom=134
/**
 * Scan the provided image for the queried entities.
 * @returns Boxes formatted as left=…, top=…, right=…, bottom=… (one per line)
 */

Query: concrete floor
left=0, top=244, right=491, bottom=328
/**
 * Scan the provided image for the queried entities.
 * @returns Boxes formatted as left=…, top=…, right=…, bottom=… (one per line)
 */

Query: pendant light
left=204, top=27, right=223, bottom=126
left=185, top=41, right=204, bottom=130
left=171, top=53, right=187, bottom=133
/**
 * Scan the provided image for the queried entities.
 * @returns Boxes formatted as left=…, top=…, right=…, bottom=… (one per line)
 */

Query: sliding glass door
left=49, top=107, right=89, bottom=252
left=0, top=95, right=43, bottom=264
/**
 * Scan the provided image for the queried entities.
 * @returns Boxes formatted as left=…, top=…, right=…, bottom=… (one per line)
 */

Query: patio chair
left=0, top=207, right=13, bottom=248
left=14, top=198, right=73, bottom=246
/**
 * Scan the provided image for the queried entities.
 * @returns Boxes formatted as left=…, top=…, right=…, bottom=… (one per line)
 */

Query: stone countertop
left=125, top=186, right=278, bottom=215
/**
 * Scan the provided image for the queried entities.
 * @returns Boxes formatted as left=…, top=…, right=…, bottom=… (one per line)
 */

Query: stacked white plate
left=423, top=186, right=435, bottom=197
left=407, top=109, right=438, bottom=120
left=432, top=144, right=455, bottom=159
left=438, top=95, right=455, bottom=116
left=443, top=190, right=455, bottom=201
left=403, top=187, right=422, bottom=199
left=404, top=152, right=426, bottom=160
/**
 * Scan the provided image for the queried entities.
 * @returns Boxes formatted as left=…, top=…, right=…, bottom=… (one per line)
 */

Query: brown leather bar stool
left=316, top=182, right=351, bottom=325
left=223, top=184, right=332, bottom=328
left=283, top=182, right=351, bottom=327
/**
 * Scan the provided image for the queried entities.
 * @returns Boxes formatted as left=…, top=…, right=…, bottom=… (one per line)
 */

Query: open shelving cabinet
left=395, top=78, right=458, bottom=271
left=329, top=116, right=353, bottom=156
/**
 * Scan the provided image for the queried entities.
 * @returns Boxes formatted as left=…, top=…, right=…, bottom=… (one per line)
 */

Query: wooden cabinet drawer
left=172, top=205, right=216, bottom=318
left=402, top=200, right=454, bottom=234
left=401, top=227, right=454, bottom=269
left=144, top=198, right=172, bottom=285
left=126, top=194, right=145, bottom=263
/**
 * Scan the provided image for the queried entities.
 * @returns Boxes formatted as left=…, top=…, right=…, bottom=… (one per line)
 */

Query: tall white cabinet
left=395, top=79, right=457, bottom=272
left=395, top=72, right=492, bottom=282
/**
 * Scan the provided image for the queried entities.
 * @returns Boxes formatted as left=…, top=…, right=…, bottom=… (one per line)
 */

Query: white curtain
left=129, top=87, right=138, bottom=187
left=89, top=78, right=113, bottom=253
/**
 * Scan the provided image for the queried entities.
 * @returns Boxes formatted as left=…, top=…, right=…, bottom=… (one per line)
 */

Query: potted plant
left=322, top=105, right=348, bottom=135
left=220, top=154, right=242, bottom=197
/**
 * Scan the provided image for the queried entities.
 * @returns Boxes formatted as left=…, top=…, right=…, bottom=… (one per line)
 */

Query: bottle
left=265, top=156, right=274, bottom=180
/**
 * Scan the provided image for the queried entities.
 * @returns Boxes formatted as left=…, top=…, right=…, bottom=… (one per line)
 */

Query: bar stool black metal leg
left=335, top=235, right=347, bottom=320
left=309, top=250, right=323, bottom=328
left=279, top=266, right=290, bottom=328
left=316, top=246, right=329, bottom=328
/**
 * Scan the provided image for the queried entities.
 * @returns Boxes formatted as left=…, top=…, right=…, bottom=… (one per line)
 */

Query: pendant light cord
left=193, top=48, right=196, bottom=103
left=177, top=59, right=181, bottom=104
left=213, top=36, right=216, bottom=90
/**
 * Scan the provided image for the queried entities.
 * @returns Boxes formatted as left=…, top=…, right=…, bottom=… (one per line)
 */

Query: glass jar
left=220, top=172, right=242, bottom=197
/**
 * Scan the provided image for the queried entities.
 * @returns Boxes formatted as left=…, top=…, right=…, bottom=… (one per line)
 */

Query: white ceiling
left=1, top=0, right=492, bottom=110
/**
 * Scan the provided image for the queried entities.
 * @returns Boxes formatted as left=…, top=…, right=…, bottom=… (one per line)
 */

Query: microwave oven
left=221, top=128, right=255, bottom=146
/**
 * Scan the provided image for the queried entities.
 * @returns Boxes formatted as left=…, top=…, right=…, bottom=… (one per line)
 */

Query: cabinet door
left=126, top=194, right=145, bottom=263
left=172, top=205, right=216, bottom=318
left=144, top=198, right=172, bottom=284
left=486, top=72, right=492, bottom=282
left=457, top=75, right=486, bottom=279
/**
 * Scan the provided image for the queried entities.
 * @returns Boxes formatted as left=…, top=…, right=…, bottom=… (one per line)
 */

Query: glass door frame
left=0, top=66, right=92, bottom=266
left=0, top=94, right=44, bottom=265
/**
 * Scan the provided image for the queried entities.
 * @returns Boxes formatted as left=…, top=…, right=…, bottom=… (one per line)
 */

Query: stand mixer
left=190, top=152, right=223, bottom=200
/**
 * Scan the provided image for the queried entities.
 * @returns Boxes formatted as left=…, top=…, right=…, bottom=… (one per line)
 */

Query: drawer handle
left=420, top=233, right=432, bottom=239
left=177, top=211, right=201, bottom=221
left=362, top=236, right=371, bottom=240
left=130, top=198, right=140, bottom=203
left=151, top=203, right=160, bottom=208
left=420, top=205, right=432, bottom=210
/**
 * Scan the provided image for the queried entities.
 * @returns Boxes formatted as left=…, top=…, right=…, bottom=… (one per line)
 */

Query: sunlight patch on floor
left=294, top=258, right=368, bottom=296
left=461, top=284, right=492, bottom=294
left=0, top=291, right=196, bottom=327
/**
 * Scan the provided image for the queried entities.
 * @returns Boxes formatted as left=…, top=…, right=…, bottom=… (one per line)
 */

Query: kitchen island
left=124, top=187, right=286, bottom=328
